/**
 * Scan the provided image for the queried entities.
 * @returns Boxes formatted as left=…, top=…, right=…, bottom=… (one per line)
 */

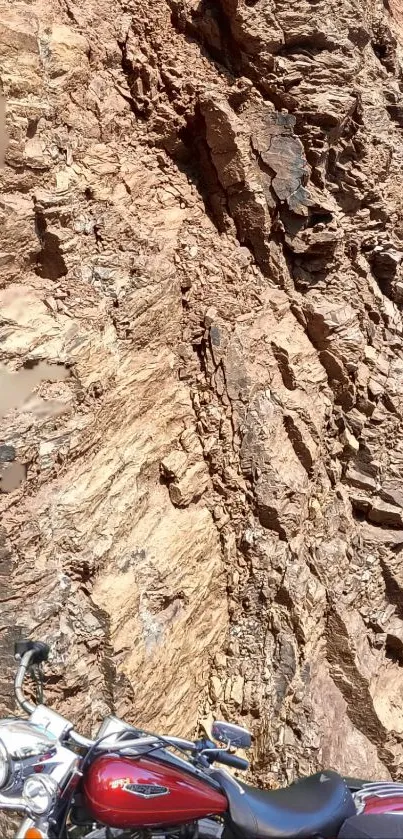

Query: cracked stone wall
left=1, top=0, right=403, bottom=793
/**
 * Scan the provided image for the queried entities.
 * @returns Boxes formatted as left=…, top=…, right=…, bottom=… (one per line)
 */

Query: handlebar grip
left=14, top=640, right=50, bottom=664
left=209, top=750, right=249, bottom=771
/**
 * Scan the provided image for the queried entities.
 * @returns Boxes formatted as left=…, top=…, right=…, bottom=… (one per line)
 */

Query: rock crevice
left=1, top=0, right=403, bottom=795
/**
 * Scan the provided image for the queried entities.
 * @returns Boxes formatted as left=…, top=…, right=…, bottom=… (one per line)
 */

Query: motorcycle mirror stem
left=14, top=651, right=37, bottom=715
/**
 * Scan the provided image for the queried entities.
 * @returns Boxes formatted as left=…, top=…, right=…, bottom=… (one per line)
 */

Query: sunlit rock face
left=1, top=0, right=403, bottom=796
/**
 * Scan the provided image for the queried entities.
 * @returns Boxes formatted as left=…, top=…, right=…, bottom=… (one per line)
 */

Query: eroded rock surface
left=1, top=0, right=403, bottom=796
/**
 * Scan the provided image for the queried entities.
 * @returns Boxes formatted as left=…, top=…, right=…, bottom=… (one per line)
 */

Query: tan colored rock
left=168, top=462, right=210, bottom=507
left=161, top=447, right=210, bottom=507
left=368, top=501, right=403, bottom=527
left=342, top=427, right=360, bottom=454
left=309, top=655, right=391, bottom=779
left=345, top=465, right=377, bottom=492
left=283, top=413, right=318, bottom=474
left=381, top=481, right=403, bottom=508
left=2, top=0, right=403, bottom=797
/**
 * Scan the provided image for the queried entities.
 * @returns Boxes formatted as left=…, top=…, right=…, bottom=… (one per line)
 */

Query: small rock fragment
left=0, top=445, right=16, bottom=463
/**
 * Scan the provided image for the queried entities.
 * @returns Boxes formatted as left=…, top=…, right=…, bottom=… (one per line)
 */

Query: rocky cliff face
left=1, top=0, right=403, bottom=792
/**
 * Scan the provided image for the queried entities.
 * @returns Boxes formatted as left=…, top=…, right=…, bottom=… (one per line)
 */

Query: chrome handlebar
left=74, top=734, right=197, bottom=753
left=69, top=729, right=94, bottom=749
left=13, top=648, right=240, bottom=770
left=14, top=650, right=94, bottom=748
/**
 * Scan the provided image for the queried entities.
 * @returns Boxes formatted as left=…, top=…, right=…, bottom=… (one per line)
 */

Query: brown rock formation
left=1, top=0, right=403, bottom=797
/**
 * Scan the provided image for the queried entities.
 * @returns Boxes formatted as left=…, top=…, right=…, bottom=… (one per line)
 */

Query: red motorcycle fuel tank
left=83, top=755, right=228, bottom=829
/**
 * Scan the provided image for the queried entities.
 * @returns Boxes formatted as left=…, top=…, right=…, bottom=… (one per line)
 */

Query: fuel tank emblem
left=111, top=778, right=131, bottom=789
left=124, top=783, right=170, bottom=798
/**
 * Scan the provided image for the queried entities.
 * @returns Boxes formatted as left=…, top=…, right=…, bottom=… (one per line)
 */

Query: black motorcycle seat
left=216, top=769, right=356, bottom=839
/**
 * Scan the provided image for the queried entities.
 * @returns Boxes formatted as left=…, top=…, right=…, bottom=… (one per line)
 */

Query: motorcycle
left=1, top=641, right=403, bottom=839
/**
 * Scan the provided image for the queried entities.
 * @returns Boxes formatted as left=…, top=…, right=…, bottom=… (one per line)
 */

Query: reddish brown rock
left=2, top=0, right=403, bottom=801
